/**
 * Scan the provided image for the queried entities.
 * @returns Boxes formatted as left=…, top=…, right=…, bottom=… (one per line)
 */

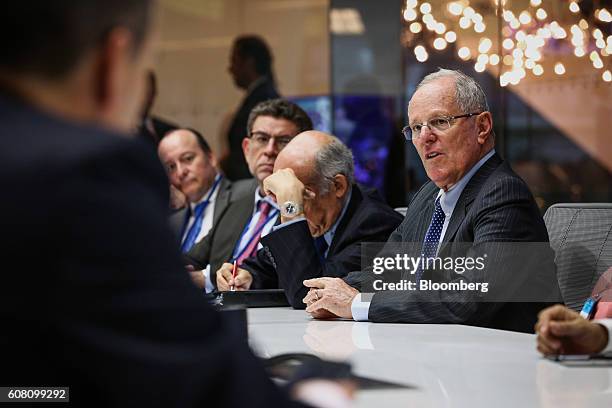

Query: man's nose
left=177, top=163, right=189, bottom=178
left=419, top=126, right=437, bottom=144
left=263, top=137, right=280, bottom=155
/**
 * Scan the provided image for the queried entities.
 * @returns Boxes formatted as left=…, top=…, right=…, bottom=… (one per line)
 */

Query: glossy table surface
left=247, top=308, right=612, bottom=408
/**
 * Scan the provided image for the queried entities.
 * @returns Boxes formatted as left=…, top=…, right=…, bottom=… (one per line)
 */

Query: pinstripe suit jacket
left=345, top=153, right=559, bottom=333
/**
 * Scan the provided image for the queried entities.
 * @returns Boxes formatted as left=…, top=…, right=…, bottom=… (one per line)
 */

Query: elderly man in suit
left=216, top=131, right=403, bottom=307
left=302, top=68, right=557, bottom=333
left=158, top=128, right=231, bottom=251
left=184, top=99, right=314, bottom=291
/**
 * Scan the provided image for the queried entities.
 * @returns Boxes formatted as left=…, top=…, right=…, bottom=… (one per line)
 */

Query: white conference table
left=247, top=307, right=612, bottom=408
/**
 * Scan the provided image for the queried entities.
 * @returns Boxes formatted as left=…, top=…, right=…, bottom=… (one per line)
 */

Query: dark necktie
left=314, top=236, right=329, bottom=264
left=416, top=197, right=446, bottom=281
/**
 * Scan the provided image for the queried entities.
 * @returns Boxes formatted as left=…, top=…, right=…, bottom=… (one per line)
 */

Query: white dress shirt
left=202, top=187, right=279, bottom=293
left=351, top=149, right=496, bottom=321
left=595, top=319, right=612, bottom=354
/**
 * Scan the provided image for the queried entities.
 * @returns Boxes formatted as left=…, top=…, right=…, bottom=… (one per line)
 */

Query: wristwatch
left=280, top=200, right=303, bottom=219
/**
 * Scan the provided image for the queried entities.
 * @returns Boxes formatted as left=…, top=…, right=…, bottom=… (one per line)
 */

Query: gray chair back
left=544, top=203, right=612, bottom=311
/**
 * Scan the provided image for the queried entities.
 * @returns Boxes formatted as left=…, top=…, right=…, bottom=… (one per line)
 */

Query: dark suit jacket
left=0, top=95, right=304, bottom=407
left=183, top=179, right=259, bottom=275
left=169, top=175, right=233, bottom=246
left=345, top=153, right=559, bottom=333
left=222, top=77, right=280, bottom=180
left=242, top=185, right=403, bottom=308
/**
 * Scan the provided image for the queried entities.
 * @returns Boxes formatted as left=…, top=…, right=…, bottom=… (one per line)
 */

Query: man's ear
left=92, top=27, right=133, bottom=122
left=241, top=137, right=251, bottom=157
left=208, top=151, right=219, bottom=168
left=333, top=174, right=349, bottom=198
left=476, top=112, right=493, bottom=145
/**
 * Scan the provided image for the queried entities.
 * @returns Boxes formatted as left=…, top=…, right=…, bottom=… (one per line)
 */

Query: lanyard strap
left=180, top=174, right=223, bottom=250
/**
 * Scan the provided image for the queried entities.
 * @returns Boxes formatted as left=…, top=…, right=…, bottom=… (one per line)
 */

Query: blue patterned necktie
left=417, top=197, right=446, bottom=281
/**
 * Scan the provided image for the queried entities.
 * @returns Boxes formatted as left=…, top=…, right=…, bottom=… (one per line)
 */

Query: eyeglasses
left=249, top=131, right=293, bottom=150
left=402, top=112, right=482, bottom=141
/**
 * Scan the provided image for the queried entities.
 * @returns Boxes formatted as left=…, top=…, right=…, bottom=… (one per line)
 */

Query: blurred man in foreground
left=0, top=1, right=350, bottom=406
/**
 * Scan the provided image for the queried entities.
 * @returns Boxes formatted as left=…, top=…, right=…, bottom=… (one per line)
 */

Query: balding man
left=302, top=69, right=558, bottom=332
left=216, top=131, right=403, bottom=307
left=158, top=128, right=236, bottom=251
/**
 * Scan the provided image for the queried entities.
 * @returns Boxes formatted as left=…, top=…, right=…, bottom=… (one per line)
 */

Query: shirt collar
left=436, top=149, right=495, bottom=218
left=189, top=173, right=221, bottom=211
left=323, top=187, right=353, bottom=247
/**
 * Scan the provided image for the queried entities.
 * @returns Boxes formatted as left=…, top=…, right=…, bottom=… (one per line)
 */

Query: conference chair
left=543, top=203, right=612, bottom=311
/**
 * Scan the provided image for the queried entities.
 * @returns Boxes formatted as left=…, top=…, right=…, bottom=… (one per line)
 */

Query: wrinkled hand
left=535, top=304, right=609, bottom=355
left=216, top=262, right=253, bottom=291
left=263, top=169, right=314, bottom=221
left=303, top=278, right=359, bottom=320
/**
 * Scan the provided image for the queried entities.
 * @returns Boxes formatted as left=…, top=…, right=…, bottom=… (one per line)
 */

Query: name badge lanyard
left=181, top=174, right=223, bottom=250
left=231, top=207, right=279, bottom=261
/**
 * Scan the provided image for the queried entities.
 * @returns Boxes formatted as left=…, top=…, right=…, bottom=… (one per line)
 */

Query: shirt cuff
left=272, top=217, right=306, bottom=232
left=594, top=318, right=612, bottom=353
left=351, top=293, right=370, bottom=321
left=202, top=265, right=215, bottom=294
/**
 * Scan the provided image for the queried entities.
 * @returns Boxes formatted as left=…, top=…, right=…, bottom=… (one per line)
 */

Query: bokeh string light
left=402, top=0, right=611, bottom=86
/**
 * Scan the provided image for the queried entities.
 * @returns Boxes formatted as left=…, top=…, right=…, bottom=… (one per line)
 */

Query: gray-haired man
left=301, top=68, right=558, bottom=332
left=217, top=131, right=403, bottom=307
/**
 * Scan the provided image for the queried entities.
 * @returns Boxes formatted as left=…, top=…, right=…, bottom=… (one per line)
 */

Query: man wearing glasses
left=302, top=68, right=556, bottom=333
left=184, top=99, right=313, bottom=291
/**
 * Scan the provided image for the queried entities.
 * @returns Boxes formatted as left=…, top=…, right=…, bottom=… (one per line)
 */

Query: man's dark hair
left=246, top=99, right=313, bottom=136
left=1, top=1, right=152, bottom=79
left=233, top=35, right=274, bottom=78
left=161, top=128, right=212, bottom=155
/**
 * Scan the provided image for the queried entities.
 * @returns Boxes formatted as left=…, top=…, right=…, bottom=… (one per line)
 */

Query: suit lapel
left=212, top=177, right=231, bottom=227
left=441, top=153, right=503, bottom=243
left=169, top=208, right=190, bottom=240
left=327, top=185, right=362, bottom=255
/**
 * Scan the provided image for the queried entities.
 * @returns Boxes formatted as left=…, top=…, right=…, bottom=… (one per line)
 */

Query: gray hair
left=313, top=137, right=355, bottom=195
left=416, top=68, right=489, bottom=113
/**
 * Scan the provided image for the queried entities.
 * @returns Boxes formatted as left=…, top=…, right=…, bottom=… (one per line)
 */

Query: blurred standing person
left=136, top=70, right=177, bottom=145
left=222, top=35, right=280, bottom=181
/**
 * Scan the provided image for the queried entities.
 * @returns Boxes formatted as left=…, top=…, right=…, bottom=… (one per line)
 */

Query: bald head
left=271, top=130, right=354, bottom=237
left=274, top=130, right=333, bottom=172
